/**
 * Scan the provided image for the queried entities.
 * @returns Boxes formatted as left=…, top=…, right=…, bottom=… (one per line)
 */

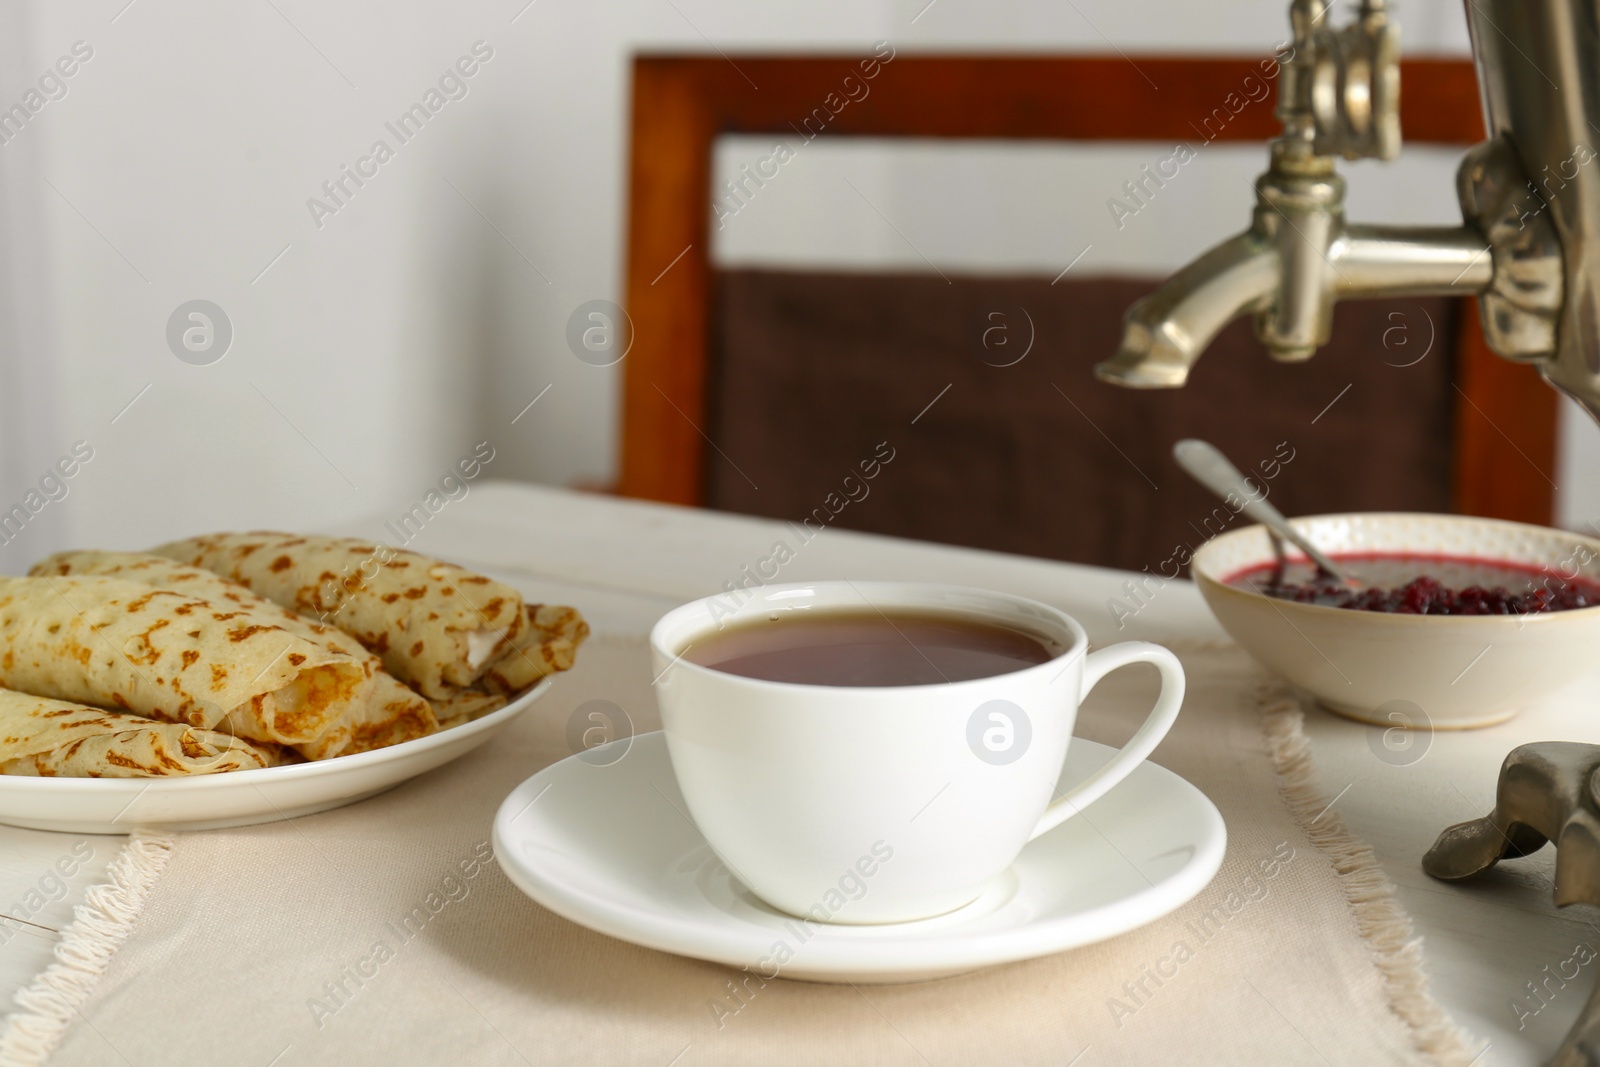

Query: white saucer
left=0, top=679, right=553, bottom=834
left=493, top=731, right=1226, bottom=983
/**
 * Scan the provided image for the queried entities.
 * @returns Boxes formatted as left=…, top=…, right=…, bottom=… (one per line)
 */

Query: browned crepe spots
left=0, top=689, right=275, bottom=777
left=152, top=533, right=529, bottom=698
left=0, top=575, right=371, bottom=745
left=30, top=551, right=441, bottom=761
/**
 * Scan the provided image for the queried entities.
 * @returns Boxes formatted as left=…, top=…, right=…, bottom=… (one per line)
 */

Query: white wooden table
left=3, top=481, right=1595, bottom=1065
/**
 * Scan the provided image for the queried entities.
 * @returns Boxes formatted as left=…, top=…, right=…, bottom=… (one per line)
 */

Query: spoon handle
left=1172, top=439, right=1346, bottom=579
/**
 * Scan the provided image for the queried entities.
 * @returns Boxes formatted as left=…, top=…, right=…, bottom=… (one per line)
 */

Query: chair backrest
left=619, top=55, right=1557, bottom=559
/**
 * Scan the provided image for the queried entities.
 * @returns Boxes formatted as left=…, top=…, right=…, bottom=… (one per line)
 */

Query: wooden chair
left=616, top=54, right=1557, bottom=568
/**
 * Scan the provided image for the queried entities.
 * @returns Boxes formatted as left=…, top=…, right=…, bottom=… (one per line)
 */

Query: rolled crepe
left=0, top=575, right=372, bottom=745
left=0, top=689, right=275, bottom=776
left=152, top=533, right=527, bottom=699
left=478, top=604, right=590, bottom=696
left=30, top=551, right=438, bottom=760
left=429, top=605, right=589, bottom=728
left=430, top=688, right=508, bottom=731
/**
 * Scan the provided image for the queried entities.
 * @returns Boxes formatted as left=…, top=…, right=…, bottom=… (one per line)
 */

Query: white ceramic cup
left=650, top=581, right=1186, bottom=924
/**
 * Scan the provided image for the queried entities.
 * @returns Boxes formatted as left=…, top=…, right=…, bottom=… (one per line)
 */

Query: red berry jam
left=1224, top=553, right=1600, bottom=615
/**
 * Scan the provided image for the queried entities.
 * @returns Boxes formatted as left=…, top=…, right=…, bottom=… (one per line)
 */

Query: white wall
left=10, top=0, right=1575, bottom=571
left=0, top=1, right=64, bottom=568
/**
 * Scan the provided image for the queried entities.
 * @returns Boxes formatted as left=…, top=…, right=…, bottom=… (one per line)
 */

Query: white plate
left=493, top=731, right=1225, bottom=984
left=0, top=679, right=552, bottom=834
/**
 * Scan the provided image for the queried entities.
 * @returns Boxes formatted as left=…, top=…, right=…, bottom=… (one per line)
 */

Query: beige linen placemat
left=10, top=637, right=1478, bottom=1066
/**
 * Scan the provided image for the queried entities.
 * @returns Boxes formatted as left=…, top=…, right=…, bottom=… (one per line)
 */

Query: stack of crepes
left=0, top=534, right=587, bottom=778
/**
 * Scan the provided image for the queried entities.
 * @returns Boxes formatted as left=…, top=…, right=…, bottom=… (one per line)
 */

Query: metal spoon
left=1172, top=438, right=1347, bottom=580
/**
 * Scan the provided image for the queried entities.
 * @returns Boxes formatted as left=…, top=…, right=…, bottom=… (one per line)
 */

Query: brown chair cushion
left=707, top=269, right=1456, bottom=574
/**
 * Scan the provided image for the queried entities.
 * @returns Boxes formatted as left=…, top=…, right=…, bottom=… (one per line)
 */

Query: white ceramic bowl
left=1191, top=513, right=1600, bottom=729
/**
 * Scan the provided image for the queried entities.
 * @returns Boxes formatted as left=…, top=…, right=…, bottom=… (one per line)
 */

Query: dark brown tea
left=683, top=609, right=1059, bottom=686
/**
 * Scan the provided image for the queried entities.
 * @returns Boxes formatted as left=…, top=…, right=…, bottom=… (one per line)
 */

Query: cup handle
left=1028, top=642, right=1186, bottom=841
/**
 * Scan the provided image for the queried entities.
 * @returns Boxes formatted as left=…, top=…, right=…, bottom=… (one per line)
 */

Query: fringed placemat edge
left=1261, top=685, right=1484, bottom=1067
left=0, top=829, right=176, bottom=1067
